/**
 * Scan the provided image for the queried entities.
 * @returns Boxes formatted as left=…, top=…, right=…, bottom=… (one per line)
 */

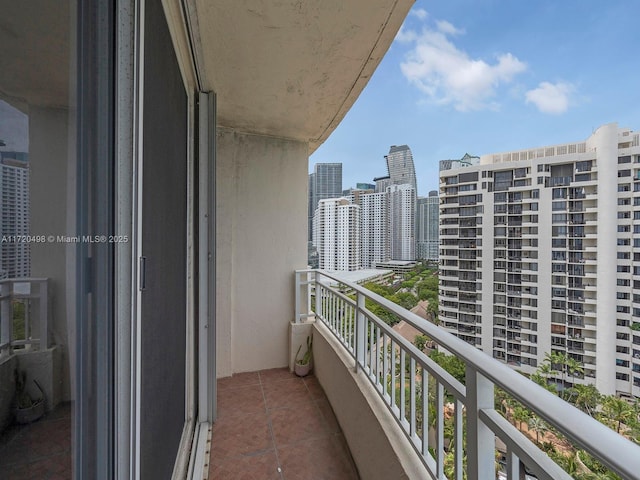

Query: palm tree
left=571, top=384, right=601, bottom=417
left=565, top=356, right=584, bottom=379
left=512, top=405, right=530, bottom=432
left=601, top=396, right=634, bottom=434
left=528, top=415, right=548, bottom=445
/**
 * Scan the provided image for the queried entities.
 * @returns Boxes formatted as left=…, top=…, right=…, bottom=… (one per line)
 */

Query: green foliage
left=295, top=335, right=313, bottom=365
left=414, top=334, right=429, bottom=352
left=428, top=350, right=466, bottom=385
left=12, top=300, right=26, bottom=341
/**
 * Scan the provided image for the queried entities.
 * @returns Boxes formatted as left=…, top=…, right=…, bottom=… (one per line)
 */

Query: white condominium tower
left=439, top=123, right=640, bottom=397
left=417, top=191, right=439, bottom=261
left=388, top=183, right=415, bottom=261
left=0, top=152, right=30, bottom=279
left=313, top=198, right=360, bottom=271
left=308, top=162, right=342, bottom=240
left=351, top=190, right=389, bottom=268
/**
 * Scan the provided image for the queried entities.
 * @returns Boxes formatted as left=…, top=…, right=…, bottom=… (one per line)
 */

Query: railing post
left=294, top=270, right=301, bottom=323
left=466, top=365, right=495, bottom=480
left=40, top=280, right=49, bottom=349
left=355, top=291, right=365, bottom=372
left=0, top=281, right=10, bottom=355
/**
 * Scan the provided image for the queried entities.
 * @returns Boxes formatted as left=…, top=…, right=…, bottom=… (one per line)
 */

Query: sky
left=310, top=0, right=640, bottom=196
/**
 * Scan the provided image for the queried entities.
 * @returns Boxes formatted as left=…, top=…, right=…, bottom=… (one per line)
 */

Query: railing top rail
left=0, top=277, right=49, bottom=283
left=299, top=269, right=640, bottom=479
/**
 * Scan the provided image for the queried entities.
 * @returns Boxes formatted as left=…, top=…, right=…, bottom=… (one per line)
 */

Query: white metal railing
left=0, top=278, right=49, bottom=358
left=295, top=269, right=640, bottom=480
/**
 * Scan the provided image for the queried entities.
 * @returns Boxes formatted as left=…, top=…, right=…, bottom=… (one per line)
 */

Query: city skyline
left=310, top=0, right=640, bottom=196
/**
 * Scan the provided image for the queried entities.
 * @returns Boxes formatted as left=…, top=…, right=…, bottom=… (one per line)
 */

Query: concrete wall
left=29, top=106, right=72, bottom=401
left=0, top=354, right=18, bottom=432
left=312, top=321, right=431, bottom=480
left=15, top=347, right=62, bottom=412
left=216, top=128, right=308, bottom=376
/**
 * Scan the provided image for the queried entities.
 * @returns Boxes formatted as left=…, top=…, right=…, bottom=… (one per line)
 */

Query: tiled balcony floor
left=0, top=402, right=71, bottom=479
left=210, top=368, right=359, bottom=480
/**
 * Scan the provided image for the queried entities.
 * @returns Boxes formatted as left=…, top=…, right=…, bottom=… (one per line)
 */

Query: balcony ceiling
left=0, top=0, right=70, bottom=111
left=0, top=0, right=413, bottom=153
left=194, top=0, right=413, bottom=152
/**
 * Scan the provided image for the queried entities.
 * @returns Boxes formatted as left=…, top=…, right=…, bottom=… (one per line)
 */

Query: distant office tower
left=373, top=145, right=417, bottom=261
left=416, top=190, right=439, bottom=261
left=387, top=184, right=415, bottom=261
left=373, top=175, right=391, bottom=193
left=308, top=173, right=315, bottom=240
left=0, top=151, right=30, bottom=279
left=357, top=183, right=375, bottom=191
left=308, top=163, right=342, bottom=240
left=352, top=191, right=389, bottom=268
left=385, top=145, right=417, bottom=193
left=313, top=198, right=360, bottom=271
left=438, top=123, right=640, bottom=397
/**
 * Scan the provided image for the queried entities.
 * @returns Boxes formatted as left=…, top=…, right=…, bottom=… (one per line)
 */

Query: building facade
left=386, top=144, right=417, bottom=193
left=313, top=197, right=360, bottom=271
left=387, top=183, right=415, bottom=261
left=439, top=123, right=640, bottom=397
left=416, top=190, right=439, bottom=262
left=309, top=162, right=342, bottom=235
left=354, top=191, right=389, bottom=268
left=0, top=152, right=30, bottom=279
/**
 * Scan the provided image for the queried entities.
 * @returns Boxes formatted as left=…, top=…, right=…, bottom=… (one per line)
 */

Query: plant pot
left=294, top=361, right=312, bottom=377
left=15, top=400, right=45, bottom=424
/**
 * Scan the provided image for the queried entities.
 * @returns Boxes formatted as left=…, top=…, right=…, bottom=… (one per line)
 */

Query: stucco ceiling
left=0, top=0, right=413, bottom=152
left=193, top=0, right=413, bottom=151
left=0, top=0, right=70, bottom=111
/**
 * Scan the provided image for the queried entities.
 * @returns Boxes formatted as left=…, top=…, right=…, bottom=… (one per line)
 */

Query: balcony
left=289, top=270, right=639, bottom=480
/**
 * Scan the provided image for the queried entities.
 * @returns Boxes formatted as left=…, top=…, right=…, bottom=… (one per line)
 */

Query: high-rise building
left=353, top=191, right=389, bottom=268
left=374, top=145, right=417, bottom=261
left=387, top=183, right=415, bottom=261
left=308, top=163, right=342, bottom=240
left=416, top=190, right=439, bottom=261
left=0, top=151, right=30, bottom=279
left=438, top=123, right=640, bottom=397
left=313, top=197, right=360, bottom=271
left=386, top=145, right=417, bottom=193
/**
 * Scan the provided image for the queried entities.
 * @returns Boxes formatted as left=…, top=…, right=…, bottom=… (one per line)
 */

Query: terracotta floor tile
left=277, top=435, right=358, bottom=480
left=259, top=368, right=297, bottom=384
left=315, top=399, right=341, bottom=434
left=210, top=450, right=282, bottom=480
left=212, top=412, right=273, bottom=459
left=218, top=372, right=261, bottom=391
left=270, top=404, right=328, bottom=446
left=302, top=376, right=327, bottom=401
left=263, top=379, right=311, bottom=411
left=217, top=384, right=266, bottom=418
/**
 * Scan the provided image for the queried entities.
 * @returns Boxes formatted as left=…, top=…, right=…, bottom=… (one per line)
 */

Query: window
left=619, top=198, right=631, bottom=206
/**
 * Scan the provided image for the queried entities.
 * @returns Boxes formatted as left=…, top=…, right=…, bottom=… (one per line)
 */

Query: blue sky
left=310, top=0, right=640, bottom=196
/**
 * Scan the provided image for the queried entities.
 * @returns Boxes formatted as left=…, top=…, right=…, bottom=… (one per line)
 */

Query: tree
left=570, top=384, right=601, bottom=417
left=414, top=334, right=429, bottom=352
left=528, top=415, right=547, bottom=445
left=512, top=405, right=531, bottom=432
left=600, top=396, right=634, bottom=434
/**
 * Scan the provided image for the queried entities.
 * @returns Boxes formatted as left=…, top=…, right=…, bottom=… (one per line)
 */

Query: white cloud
left=436, top=20, right=464, bottom=36
left=525, top=81, right=575, bottom=114
left=410, top=8, right=428, bottom=20
left=395, top=25, right=418, bottom=43
left=399, top=21, right=527, bottom=111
